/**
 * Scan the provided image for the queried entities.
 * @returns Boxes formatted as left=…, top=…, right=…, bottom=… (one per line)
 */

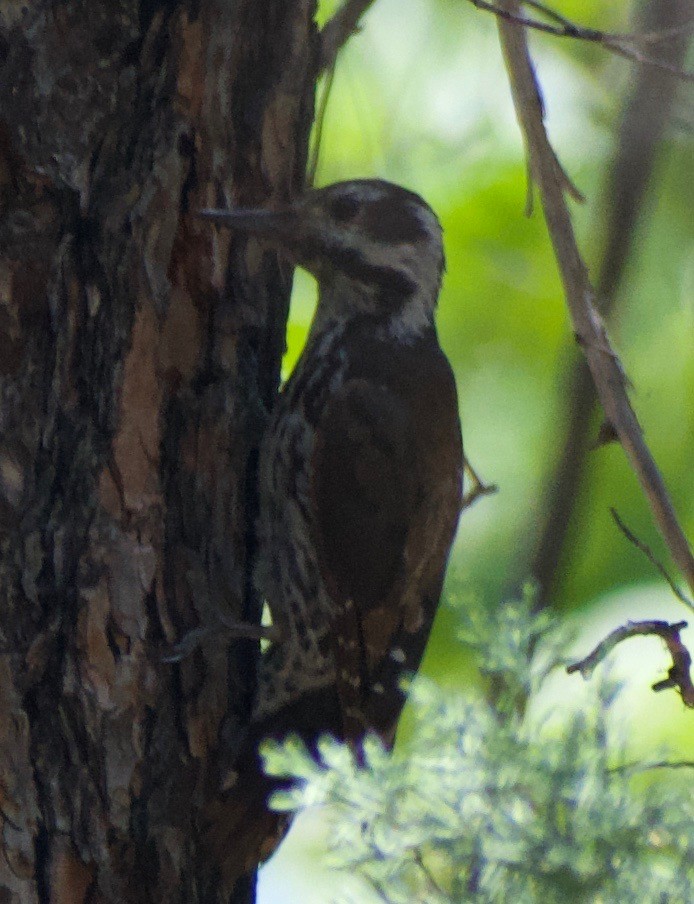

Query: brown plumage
left=200, top=179, right=463, bottom=884
left=309, top=325, right=461, bottom=742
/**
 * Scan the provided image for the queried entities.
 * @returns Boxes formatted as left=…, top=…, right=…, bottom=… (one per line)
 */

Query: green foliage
left=263, top=595, right=694, bottom=903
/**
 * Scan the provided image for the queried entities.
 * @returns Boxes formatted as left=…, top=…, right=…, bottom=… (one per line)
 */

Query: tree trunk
left=0, top=2, right=317, bottom=901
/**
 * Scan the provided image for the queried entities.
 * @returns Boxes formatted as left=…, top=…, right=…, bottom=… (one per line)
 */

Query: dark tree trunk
left=0, top=2, right=317, bottom=901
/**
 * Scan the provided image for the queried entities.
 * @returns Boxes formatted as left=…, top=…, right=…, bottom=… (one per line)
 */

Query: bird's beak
left=197, top=206, right=299, bottom=246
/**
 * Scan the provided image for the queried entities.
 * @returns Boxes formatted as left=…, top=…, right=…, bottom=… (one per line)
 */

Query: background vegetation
left=260, top=0, right=693, bottom=900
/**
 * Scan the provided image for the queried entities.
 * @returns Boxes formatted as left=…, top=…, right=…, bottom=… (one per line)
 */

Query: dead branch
left=308, top=63, right=337, bottom=185
left=496, top=0, right=694, bottom=602
left=469, top=0, right=694, bottom=81
left=462, top=458, right=499, bottom=512
left=567, top=619, right=694, bottom=708
left=609, top=759, right=694, bottom=774
left=529, top=0, right=692, bottom=609
left=319, top=0, right=377, bottom=73
left=320, top=0, right=694, bottom=81
left=610, top=508, right=693, bottom=609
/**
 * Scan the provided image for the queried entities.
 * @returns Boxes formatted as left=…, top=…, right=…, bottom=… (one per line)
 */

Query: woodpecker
left=200, top=179, right=463, bottom=878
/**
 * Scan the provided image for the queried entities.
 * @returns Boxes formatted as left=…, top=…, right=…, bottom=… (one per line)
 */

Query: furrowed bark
left=0, top=2, right=317, bottom=901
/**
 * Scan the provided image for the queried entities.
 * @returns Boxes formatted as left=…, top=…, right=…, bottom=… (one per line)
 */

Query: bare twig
left=609, top=759, right=694, bottom=774
left=496, top=1, right=694, bottom=600
left=591, top=35, right=694, bottom=81
left=610, top=508, right=694, bottom=611
left=319, top=0, right=377, bottom=73
left=522, top=0, right=694, bottom=45
left=469, top=0, right=694, bottom=81
left=308, top=63, right=337, bottom=186
left=462, top=459, right=498, bottom=512
left=567, top=619, right=694, bottom=707
left=590, top=420, right=619, bottom=450
left=529, top=0, right=692, bottom=609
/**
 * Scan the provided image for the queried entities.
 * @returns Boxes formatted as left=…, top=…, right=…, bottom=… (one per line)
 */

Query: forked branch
left=470, top=0, right=694, bottom=81
left=496, top=0, right=694, bottom=602
left=462, top=459, right=499, bottom=512
left=320, top=0, right=377, bottom=72
left=567, top=620, right=694, bottom=708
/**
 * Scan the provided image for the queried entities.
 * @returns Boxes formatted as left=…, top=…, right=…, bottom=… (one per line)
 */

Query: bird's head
left=200, top=179, right=445, bottom=330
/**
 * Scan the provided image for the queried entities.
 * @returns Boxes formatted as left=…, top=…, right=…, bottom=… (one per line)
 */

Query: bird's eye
left=329, top=193, right=360, bottom=222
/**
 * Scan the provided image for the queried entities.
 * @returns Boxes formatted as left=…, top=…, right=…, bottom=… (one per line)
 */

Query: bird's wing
left=310, top=375, right=461, bottom=742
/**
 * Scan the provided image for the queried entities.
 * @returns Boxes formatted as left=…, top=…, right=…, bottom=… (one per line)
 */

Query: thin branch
left=609, top=759, right=694, bottom=774
left=496, top=1, right=694, bottom=601
left=567, top=619, right=694, bottom=708
left=598, top=34, right=694, bottom=82
left=528, top=0, right=692, bottom=609
left=522, top=0, right=694, bottom=45
left=308, top=63, right=336, bottom=186
left=319, top=0, right=377, bottom=73
left=471, top=0, right=602, bottom=39
left=462, top=459, right=498, bottom=512
left=610, top=508, right=694, bottom=611
left=567, top=619, right=688, bottom=678
left=469, top=0, right=694, bottom=82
